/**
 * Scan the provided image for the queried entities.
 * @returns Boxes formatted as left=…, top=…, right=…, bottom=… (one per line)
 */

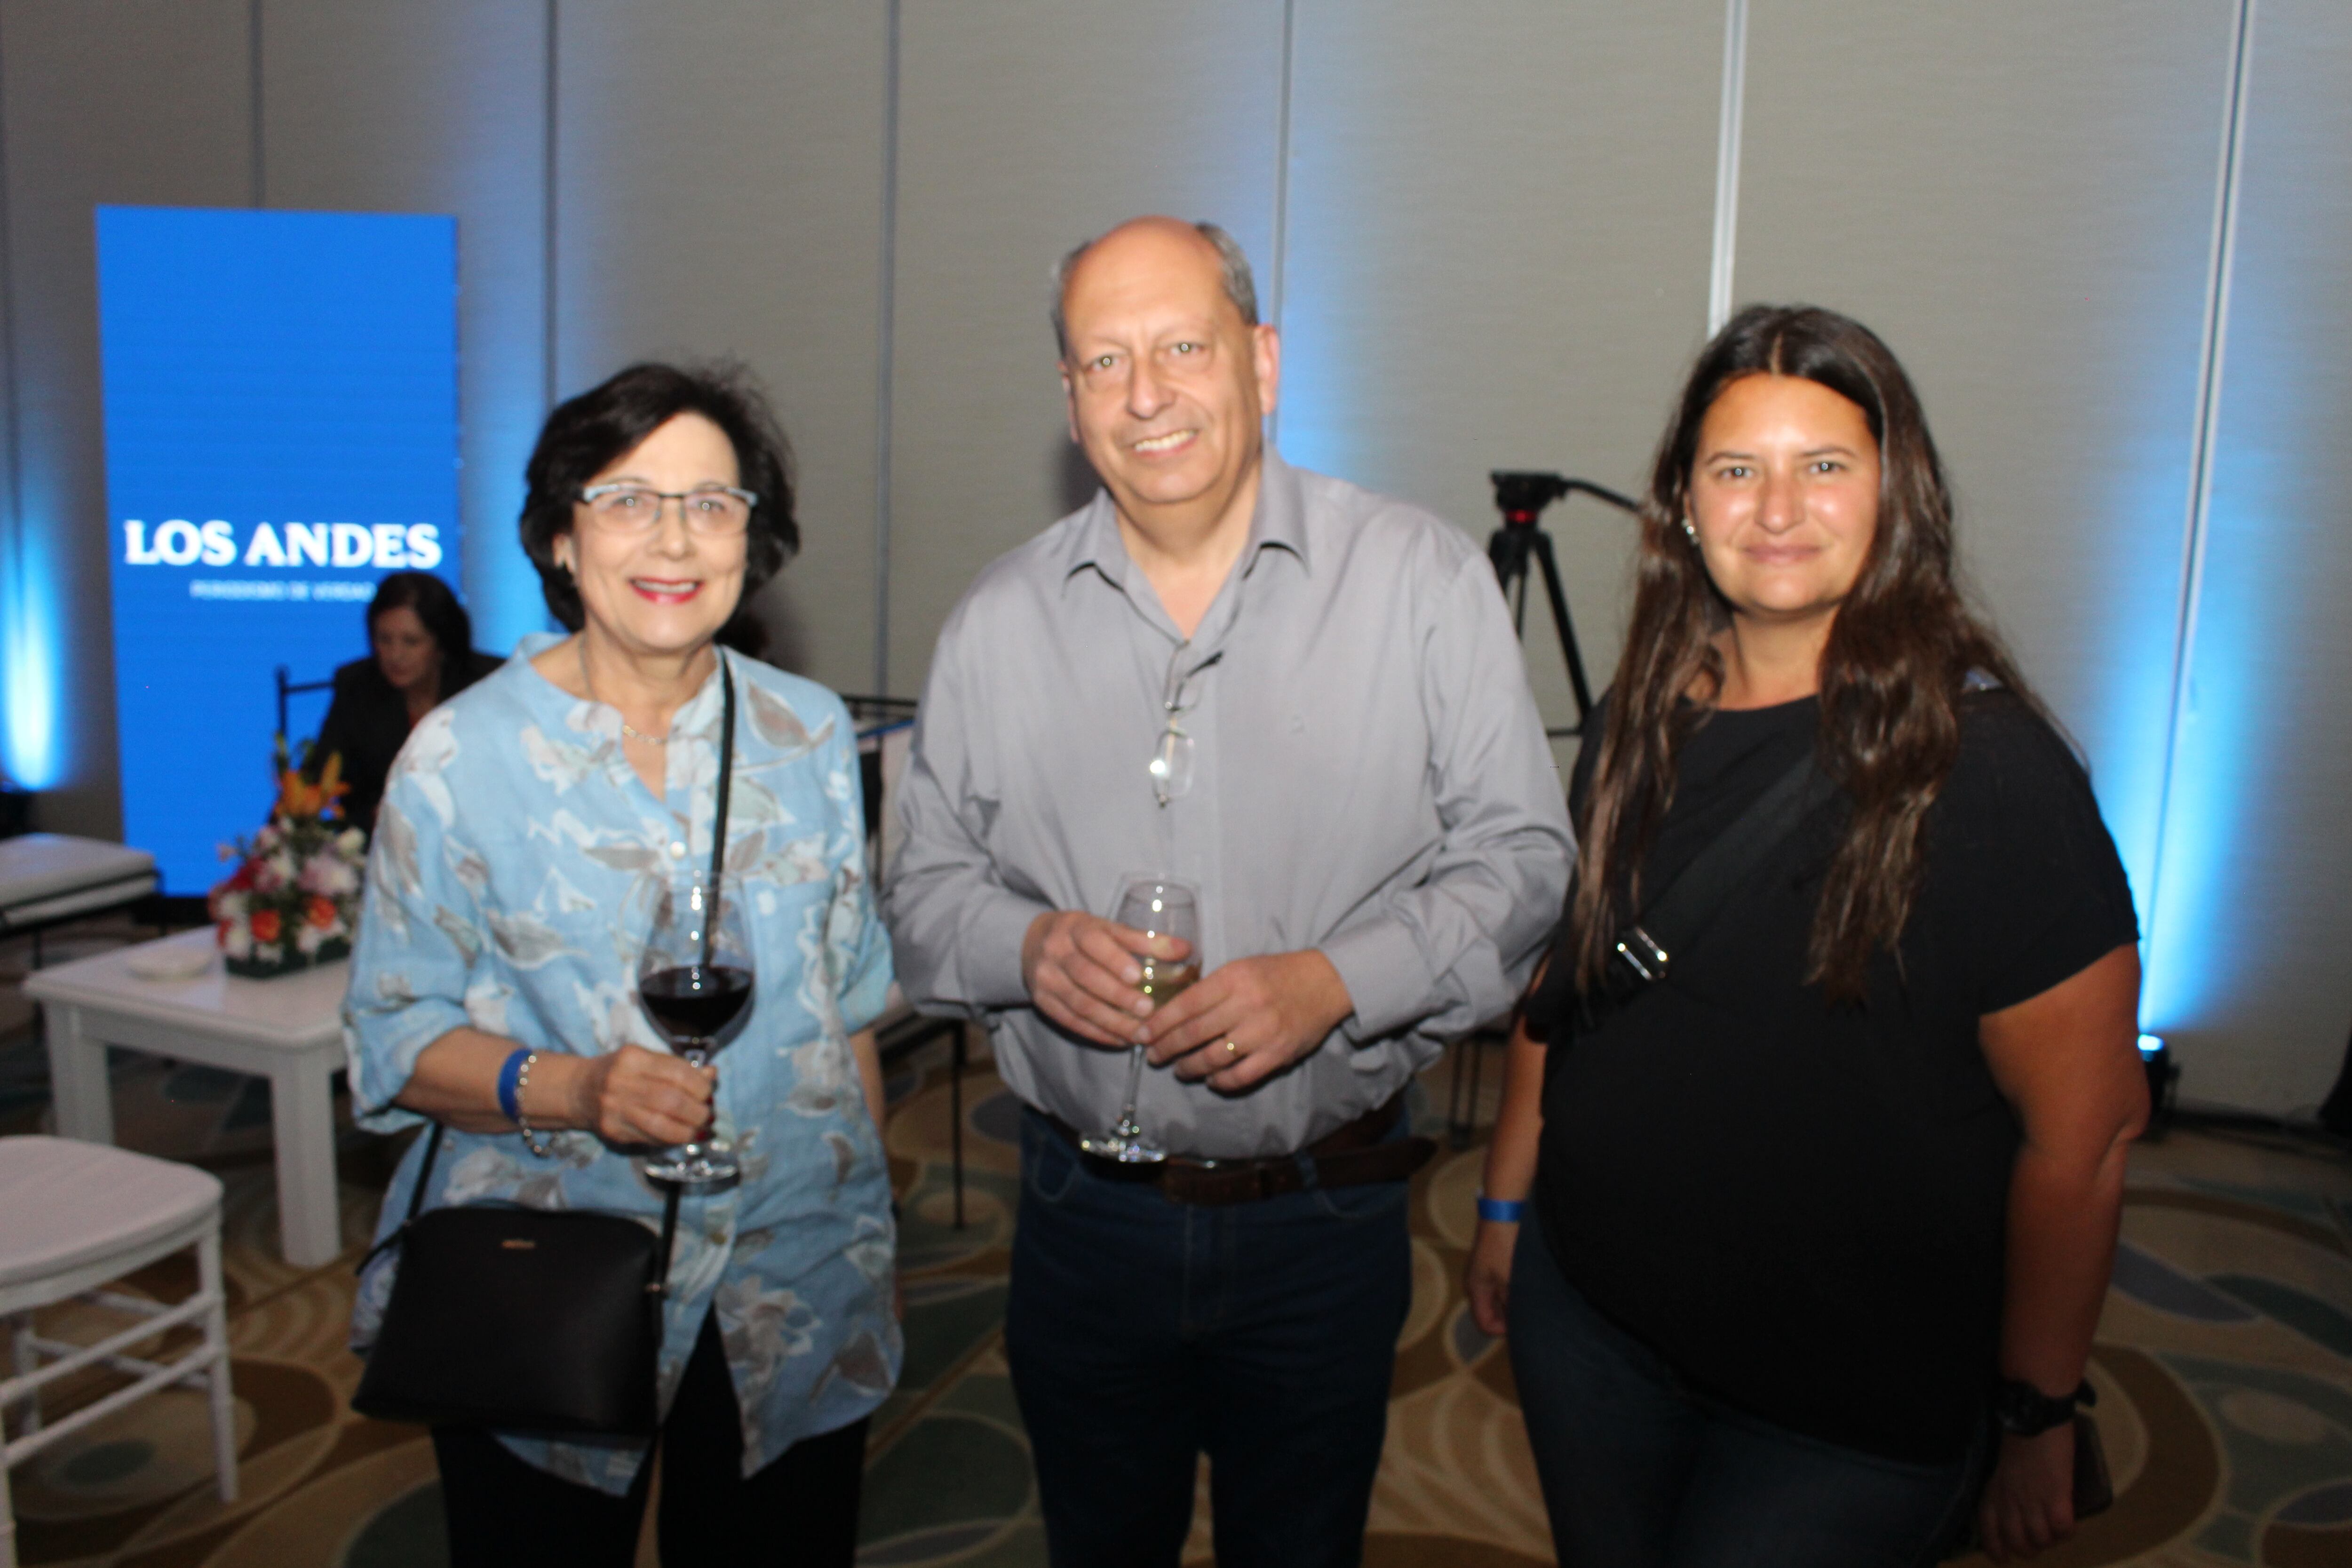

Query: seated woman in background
left=1465, top=305, right=2146, bottom=1567
left=310, top=571, right=501, bottom=830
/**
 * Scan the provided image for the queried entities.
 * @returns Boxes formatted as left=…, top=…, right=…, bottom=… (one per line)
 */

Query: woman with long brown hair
left=1464, top=306, right=2145, bottom=1566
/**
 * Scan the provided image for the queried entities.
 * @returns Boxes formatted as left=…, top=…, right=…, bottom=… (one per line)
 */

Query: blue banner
left=97, top=206, right=461, bottom=894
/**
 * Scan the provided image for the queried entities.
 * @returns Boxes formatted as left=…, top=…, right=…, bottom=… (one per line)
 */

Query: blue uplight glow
left=1, top=524, right=64, bottom=789
left=2138, top=1033, right=2168, bottom=1059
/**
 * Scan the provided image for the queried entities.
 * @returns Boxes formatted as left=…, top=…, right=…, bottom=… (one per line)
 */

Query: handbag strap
left=704, top=654, right=736, bottom=964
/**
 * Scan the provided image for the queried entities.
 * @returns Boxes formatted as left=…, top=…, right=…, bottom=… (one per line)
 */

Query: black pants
left=433, top=1311, right=868, bottom=1568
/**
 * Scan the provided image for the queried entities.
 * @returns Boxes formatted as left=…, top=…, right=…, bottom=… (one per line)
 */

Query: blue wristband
left=1477, top=1195, right=1526, bottom=1224
left=495, top=1048, right=529, bottom=1124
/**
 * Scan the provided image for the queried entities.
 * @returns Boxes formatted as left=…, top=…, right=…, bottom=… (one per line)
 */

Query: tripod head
left=1491, top=470, right=1572, bottom=527
left=1490, top=470, right=1641, bottom=526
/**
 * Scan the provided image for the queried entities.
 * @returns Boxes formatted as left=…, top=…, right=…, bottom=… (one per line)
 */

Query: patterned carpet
left=4, top=922, right=2351, bottom=1566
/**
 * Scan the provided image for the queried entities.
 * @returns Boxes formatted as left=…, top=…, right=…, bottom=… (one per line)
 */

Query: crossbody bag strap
left=355, top=1120, right=448, bottom=1271
left=709, top=653, right=736, bottom=892
left=1607, top=750, right=1836, bottom=988
left=652, top=652, right=732, bottom=1294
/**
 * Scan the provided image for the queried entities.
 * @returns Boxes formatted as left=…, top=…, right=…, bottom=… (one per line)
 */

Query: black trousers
left=433, top=1311, right=868, bottom=1568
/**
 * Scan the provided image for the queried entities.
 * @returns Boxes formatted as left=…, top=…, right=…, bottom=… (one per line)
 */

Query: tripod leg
left=1531, top=531, right=1595, bottom=728
left=1488, top=529, right=1534, bottom=636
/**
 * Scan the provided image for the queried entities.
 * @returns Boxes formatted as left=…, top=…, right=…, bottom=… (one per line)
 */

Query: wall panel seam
left=1706, top=0, right=1748, bottom=335
left=248, top=0, right=263, bottom=204
left=543, top=0, right=558, bottom=409
left=2145, top=0, right=2259, bottom=980
left=873, top=0, right=902, bottom=696
left=0, top=1, right=20, bottom=714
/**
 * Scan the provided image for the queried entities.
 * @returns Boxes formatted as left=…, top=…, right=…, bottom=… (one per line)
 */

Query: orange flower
left=272, top=751, right=350, bottom=822
left=250, top=907, right=282, bottom=943
left=306, top=895, right=338, bottom=930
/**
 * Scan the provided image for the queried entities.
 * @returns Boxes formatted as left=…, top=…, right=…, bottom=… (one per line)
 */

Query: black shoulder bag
left=1525, top=749, right=1833, bottom=1045
left=350, top=657, right=737, bottom=1435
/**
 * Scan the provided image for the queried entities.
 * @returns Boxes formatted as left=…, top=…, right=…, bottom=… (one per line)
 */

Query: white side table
left=22, top=930, right=350, bottom=1267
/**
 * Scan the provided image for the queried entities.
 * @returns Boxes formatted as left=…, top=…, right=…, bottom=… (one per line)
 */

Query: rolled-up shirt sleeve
left=881, top=613, right=1054, bottom=1016
left=1322, top=552, right=1575, bottom=1042
left=341, top=775, right=481, bottom=1133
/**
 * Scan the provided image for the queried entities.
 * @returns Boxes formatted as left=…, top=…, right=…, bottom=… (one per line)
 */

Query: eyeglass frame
left=576, top=483, right=762, bottom=535
left=1149, top=644, right=1222, bottom=808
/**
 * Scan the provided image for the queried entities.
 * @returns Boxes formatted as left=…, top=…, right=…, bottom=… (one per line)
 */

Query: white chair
left=0, top=1137, right=236, bottom=1568
left=0, top=835, right=159, bottom=967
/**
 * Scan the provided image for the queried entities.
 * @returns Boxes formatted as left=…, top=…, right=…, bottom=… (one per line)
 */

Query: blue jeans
left=1507, top=1220, right=1979, bottom=1568
left=1003, top=1108, right=1411, bottom=1568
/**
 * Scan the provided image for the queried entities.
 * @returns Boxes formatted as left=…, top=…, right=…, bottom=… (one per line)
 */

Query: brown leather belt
left=1043, top=1090, right=1438, bottom=1206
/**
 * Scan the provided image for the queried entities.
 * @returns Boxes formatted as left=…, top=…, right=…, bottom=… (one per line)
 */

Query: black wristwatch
left=1991, top=1377, right=2095, bottom=1436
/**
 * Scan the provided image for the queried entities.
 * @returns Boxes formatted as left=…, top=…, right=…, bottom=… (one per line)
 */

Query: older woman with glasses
left=344, top=363, right=897, bottom=1568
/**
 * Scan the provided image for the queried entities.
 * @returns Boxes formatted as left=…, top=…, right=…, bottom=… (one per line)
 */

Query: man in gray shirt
left=884, top=216, right=1571, bottom=1567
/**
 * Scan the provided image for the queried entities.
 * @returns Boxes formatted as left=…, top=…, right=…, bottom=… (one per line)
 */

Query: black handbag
left=349, top=1122, right=683, bottom=1434
left=350, top=657, right=739, bottom=1435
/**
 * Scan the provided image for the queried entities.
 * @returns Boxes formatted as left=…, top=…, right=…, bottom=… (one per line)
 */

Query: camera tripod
left=1486, top=470, right=1638, bottom=737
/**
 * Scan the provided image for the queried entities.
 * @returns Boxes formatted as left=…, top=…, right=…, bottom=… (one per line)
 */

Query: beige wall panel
left=555, top=0, right=889, bottom=693
left=1734, top=1, right=2238, bottom=938
left=2148, top=0, right=2352, bottom=1111
left=260, top=0, right=550, bottom=656
left=883, top=0, right=1287, bottom=693
left=0, top=0, right=254, bottom=838
left=1281, top=0, right=1723, bottom=756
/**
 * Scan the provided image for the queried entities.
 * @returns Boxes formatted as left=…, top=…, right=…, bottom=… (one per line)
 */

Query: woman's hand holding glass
left=559, top=1044, right=715, bottom=1148
left=392, top=1028, right=713, bottom=1146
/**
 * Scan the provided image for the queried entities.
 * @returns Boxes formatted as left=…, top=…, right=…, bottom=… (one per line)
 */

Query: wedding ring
left=1224, top=1039, right=1241, bottom=1057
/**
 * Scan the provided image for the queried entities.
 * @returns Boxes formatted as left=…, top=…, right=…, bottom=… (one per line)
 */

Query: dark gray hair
left=1049, top=220, right=1260, bottom=361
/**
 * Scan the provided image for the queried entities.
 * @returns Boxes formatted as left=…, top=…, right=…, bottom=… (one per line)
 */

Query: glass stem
left=1118, top=1042, right=1147, bottom=1124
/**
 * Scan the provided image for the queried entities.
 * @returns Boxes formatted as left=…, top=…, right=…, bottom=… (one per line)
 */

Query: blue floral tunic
left=343, top=634, right=899, bottom=1493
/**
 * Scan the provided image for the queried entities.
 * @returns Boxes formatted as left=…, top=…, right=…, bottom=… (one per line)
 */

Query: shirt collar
left=1059, top=444, right=1313, bottom=591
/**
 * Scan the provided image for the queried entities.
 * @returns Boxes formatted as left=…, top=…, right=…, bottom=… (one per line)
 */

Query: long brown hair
left=1569, top=305, right=2037, bottom=1002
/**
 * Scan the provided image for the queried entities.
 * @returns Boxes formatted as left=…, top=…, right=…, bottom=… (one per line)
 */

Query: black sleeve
left=1939, top=693, right=2139, bottom=1014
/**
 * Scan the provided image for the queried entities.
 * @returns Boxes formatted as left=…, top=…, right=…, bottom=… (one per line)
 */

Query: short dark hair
left=518, top=362, right=798, bottom=630
left=367, top=570, right=480, bottom=703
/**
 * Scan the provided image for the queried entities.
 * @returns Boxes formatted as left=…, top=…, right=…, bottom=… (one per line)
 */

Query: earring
left=1680, top=517, right=1699, bottom=544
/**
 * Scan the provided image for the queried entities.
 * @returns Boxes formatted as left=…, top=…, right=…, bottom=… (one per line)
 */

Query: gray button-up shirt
left=882, top=450, right=1574, bottom=1158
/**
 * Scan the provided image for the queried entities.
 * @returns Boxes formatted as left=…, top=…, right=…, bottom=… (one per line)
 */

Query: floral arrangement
left=210, top=748, right=366, bottom=978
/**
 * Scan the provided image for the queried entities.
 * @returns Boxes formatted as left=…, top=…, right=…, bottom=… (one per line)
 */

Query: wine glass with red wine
left=636, top=872, right=755, bottom=1185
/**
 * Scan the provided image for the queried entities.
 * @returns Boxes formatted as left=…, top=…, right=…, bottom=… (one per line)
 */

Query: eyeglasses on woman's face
left=577, top=484, right=759, bottom=537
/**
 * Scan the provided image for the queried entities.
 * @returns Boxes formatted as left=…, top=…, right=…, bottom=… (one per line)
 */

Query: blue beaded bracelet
left=495, top=1047, right=529, bottom=1124
left=1477, top=1195, right=1526, bottom=1224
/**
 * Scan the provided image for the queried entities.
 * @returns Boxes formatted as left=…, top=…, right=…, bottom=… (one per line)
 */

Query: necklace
left=578, top=639, right=669, bottom=745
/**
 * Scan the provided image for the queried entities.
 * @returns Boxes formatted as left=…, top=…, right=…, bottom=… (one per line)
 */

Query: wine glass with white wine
left=1078, top=876, right=1199, bottom=1164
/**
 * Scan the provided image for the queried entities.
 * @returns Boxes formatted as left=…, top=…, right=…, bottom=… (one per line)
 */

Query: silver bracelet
left=513, top=1050, right=556, bottom=1159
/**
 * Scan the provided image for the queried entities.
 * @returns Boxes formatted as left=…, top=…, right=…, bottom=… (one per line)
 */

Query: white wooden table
left=22, top=929, right=349, bottom=1267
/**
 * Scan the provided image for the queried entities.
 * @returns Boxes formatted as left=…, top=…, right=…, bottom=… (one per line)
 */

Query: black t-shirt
left=1533, top=689, right=2137, bottom=1463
